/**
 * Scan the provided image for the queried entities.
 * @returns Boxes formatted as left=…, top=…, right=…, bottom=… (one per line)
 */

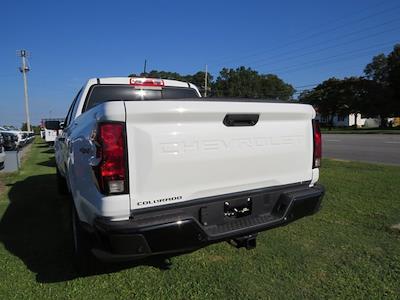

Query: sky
left=0, top=0, right=399, bottom=127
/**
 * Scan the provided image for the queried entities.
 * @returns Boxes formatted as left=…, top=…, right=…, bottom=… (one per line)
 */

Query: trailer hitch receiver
left=229, top=234, right=257, bottom=250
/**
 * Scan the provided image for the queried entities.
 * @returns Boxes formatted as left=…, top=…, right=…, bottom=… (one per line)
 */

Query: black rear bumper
left=92, top=183, right=325, bottom=262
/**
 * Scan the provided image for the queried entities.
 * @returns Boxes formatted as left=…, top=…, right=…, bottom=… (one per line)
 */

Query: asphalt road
left=323, top=134, right=400, bottom=165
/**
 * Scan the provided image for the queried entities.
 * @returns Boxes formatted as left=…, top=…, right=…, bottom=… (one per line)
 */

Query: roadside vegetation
left=0, top=138, right=399, bottom=299
left=299, top=44, right=400, bottom=128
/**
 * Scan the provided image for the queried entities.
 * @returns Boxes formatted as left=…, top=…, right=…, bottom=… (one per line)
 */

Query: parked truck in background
left=52, top=77, right=325, bottom=271
left=42, top=118, right=64, bottom=145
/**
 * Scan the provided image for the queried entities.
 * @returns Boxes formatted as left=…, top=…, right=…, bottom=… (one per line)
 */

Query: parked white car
left=54, top=77, right=325, bottom=271
left=0, top=126, right=25, bottom=149
left=0, top=134, right=5, bottom=170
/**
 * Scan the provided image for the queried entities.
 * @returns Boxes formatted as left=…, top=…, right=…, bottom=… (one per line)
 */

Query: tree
left=363, top=44, right=400, bottom=126
left=129, top=67, right=295, bottom=99
left=213, top=66, right=294, bottom=100
left=299, top=78, right=345, bottom=127
left=213, top=67, right=260, bottom=98
left=259, top=74, right=295, bottom=100
left=339, top=77, right=385, bottom=126
left=21, top=123, right=40, bottom=134
left=300, top=77, right=385, bottom=127
left=387, top=44, right=400, bottom=115
left=129, top=70, right=184, bottom=81
left=364, top=54, right=389, bottom=85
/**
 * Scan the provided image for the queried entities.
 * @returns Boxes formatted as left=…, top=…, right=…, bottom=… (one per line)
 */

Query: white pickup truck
left=53, top=77, right=324, bottom=268
left=42, top=119, right=64, bottom=145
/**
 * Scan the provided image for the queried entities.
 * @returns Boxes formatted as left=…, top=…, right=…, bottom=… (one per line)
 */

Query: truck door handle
left=223, top=114, right=259, bottom=127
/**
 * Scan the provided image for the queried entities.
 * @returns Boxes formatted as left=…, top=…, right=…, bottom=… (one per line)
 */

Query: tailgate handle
left=223, top=114, right=259, bottom=127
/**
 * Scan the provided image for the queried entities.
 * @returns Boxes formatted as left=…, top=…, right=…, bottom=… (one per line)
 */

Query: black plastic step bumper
left=92, top=183, right=325, bottom=262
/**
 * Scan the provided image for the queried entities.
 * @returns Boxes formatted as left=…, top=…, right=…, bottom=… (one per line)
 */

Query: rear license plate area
left=224, top=197, right=252, bottom=218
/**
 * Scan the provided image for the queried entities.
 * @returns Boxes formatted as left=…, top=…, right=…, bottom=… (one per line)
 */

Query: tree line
left=299, top=44, right=400, bottom=127
left=129, top=66, right=295, bottom=101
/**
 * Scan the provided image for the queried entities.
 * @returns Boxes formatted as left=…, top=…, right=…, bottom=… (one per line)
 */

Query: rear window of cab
left=84, top=85, right=200, bottom=112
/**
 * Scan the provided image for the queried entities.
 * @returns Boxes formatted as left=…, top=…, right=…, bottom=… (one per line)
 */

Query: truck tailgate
left=125, top=100, right=315, bottom=210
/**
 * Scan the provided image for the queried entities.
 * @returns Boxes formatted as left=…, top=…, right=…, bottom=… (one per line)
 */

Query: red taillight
left=95, top=123, right=127, bottom=194
left=313, top=120, right=322, bottom=168
left=129, top=77, right=164, bottom=87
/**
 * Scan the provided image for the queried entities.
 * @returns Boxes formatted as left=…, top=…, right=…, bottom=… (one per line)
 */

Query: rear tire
left=71, top=203, right=96, bottom=275
left=56, top=168, right=69, bottom=195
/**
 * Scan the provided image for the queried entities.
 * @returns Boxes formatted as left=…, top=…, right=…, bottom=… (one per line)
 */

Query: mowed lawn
left=0, top=139, right=399, bottom=299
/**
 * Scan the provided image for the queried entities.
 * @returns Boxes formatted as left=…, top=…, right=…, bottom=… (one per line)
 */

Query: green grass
left=0, top=138, right=400, bottom=299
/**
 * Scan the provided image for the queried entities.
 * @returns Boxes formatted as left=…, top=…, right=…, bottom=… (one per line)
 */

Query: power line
left=274, top=44, right=395, bottom=75
left=248, top=18, right=400, bottom=68
left=294, top=83, right=319, bottom=89
left=294, top=87, right=318, bottom=93
left=216, top=3, right=400, bottom=66
left=212, top=3, right=400, bottom=67
left=256, top=36, right=397, bottom=73
left=291, top=58, right=389, bottom=95
left=267, top=39, right=396, bottom=74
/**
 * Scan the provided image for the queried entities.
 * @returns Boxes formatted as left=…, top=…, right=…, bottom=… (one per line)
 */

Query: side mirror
left=59, top=122, right=65, bottom=130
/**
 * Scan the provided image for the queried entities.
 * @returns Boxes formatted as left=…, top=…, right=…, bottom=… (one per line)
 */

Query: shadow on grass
left=0, top=162, right=174, bottom=283
left=42, top=148, right=55, bottom=154
left=38, top=157, right=56, bottom=168
left=37, top=144, right=51, bottom=149
left=0, top=174, right=77, bottom=282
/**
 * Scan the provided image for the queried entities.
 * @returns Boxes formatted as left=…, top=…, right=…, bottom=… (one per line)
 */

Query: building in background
left=316, top=113, right=400, bottom=128
left=316, top=113, right=383, bottom=128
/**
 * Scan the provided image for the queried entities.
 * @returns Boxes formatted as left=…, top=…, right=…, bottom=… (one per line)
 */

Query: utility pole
left=18, top=50, right=31, bottom=132
left=204, top=64, right=208, bottom=97
left=143, top=59, right=147, bottom=76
